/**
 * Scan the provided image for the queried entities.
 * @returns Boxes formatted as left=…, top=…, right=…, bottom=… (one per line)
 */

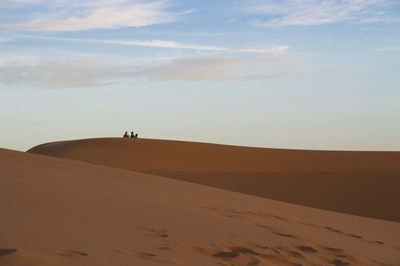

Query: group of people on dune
left=123, top=131, right=138, bottom=139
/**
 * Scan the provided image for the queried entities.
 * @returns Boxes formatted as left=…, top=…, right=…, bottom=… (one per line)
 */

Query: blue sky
left=0, top=0, right=399, bottom=151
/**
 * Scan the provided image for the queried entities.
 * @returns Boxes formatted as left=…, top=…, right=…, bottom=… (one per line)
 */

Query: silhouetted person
left=135, top=133, right=138, bottom=138
left=123, top=131, right=129, bottom=138
left=130, top=131, right=135, bottom=138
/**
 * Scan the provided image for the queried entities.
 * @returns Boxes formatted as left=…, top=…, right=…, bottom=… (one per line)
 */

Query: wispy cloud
left=137, top=54, right=309, bottom=81
left=324, top=66, right=365, bottom=74
left=21, top=35, right=289, bottom=54
left=0, top=38, right=12, bottom=43
left=245, top=0, right=399, bottom=27
left=375, top=46, right=400, bottom=52
left=136, top=56, right=245, bottom=81
left=359, top=17, right=400, bottom=23
left=0, top=58, right=137, bottom=88
left=0, top=52, right=309, bottom=88
left=1, top=0, right=188, bottom=31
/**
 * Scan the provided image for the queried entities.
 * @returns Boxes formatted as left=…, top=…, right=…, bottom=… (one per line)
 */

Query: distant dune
left=1, top=147, right=400, bottom=266
left=28, top=138, right=400, bottom=222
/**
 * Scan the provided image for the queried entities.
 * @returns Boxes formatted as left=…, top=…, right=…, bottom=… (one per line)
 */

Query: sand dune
left=28, top=138, right=400, bottom=222
left=1, top=147, right=400, bottom=266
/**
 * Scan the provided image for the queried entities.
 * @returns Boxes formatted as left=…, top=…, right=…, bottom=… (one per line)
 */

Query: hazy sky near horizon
left=1, top=0, right=400, bottom=151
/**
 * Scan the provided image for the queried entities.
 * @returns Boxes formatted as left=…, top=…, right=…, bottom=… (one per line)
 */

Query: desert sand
left=1, top=146, right=400, bottom=266
left=29, top=138, right=400, bottom=222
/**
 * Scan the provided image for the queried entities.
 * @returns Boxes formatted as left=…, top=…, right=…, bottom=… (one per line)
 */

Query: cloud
left=243, top=71, right=310, bottom=80
left=375, top=46, right=400, bottom=52
left=244, top=0, right=399, bottom=27
left=324, top=67, right=365, bottom=74
left=0, top=58, right=138, bottom=88
left=0, top=38, right=12, bottom=43
left=134, top=54, right=308, bottom=81
left=359, top=17, right=400, bottom=23
left=21, top=35, right=289, bottom=54
left=0, top=52, right=309, bottom=88
left=1, top=0, right=187, bottom=31
left=136, top=57, right=245, bottom=81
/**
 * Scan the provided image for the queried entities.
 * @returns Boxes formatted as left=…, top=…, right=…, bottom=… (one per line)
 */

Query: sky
left=0, top=0, right=400, bottom=151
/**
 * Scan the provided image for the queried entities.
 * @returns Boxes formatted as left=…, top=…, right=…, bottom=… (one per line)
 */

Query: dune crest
left=28, top=138, right=400, bottom=221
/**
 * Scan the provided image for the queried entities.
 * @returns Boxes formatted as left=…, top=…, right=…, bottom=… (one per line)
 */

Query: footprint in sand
left=115, top=249, right=181, bottom=264
left=297, top=245, right=317, bottom=254
left=137, top=226, right=169, bottom=238
left=137, top=226, right=170, bottom=250
left=323, top=246, right=343, bottom=253
left=330, top=259, right=351, bottom=265
left=134, top=251, right=157, bottom=258
left=0, top=249, right=18, bottom=256
left=213, top=251, right=239, bottom=259
left=56, top=250, right=88, bottom=257
left=348, top=234, right=362, bottom=239
left=178, top=244, right=261, bottom=265
left=275, top=232, right=296, bottom=238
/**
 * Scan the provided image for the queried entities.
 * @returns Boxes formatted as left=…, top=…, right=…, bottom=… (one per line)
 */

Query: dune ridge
left=28, top=138, right=400, bottom=222
left=29, top=138, right=400, bottom=172
left=1, top=147, right=400, bottom=265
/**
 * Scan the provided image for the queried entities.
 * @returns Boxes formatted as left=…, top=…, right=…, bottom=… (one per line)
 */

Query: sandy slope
left=1, top=148, right=400, bottom=266
left=28, top=138, right=400, bottom=222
